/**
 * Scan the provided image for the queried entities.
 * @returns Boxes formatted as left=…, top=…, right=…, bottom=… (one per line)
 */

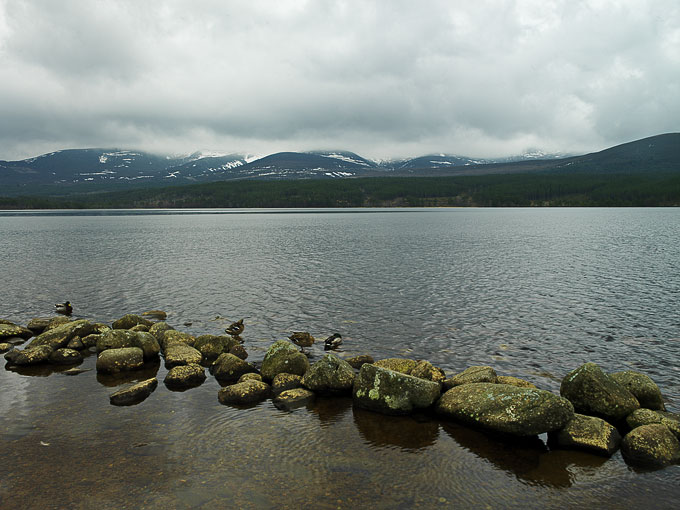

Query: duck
left=323, top=333, right=343, bottom=351
left=55, top=301, right=73, bottom=315
left=288, top=332, right=315, bottom=353
left=225, top=319, right=245, bottom=336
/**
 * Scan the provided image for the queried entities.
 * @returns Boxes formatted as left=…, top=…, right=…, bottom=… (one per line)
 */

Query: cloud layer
left=1, top=0, right=678, bottom=160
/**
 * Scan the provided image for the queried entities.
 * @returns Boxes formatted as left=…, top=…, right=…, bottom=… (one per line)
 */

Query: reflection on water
left=2, top=208, right=680, bottom=508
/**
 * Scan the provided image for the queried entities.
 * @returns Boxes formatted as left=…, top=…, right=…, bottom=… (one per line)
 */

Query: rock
left=238, top=373, right=263, bottom=383
left=27, top=319, right=94, bottom=351
left=373, top=358, right=418, bottom=374
left=130, top=324, right=150, bottom=332
left=0, top=343, right=11, bottom=353
left=626, top=409, right=680, bottom=439
left=4, top=345, right=53, bottom=365
left=164, top=364, right=206, bottom=389
left=229, top=344, right=248, bottom=360
left=133, top=332, right=161, bottom=360
left=90, top=322, right=112, bottom=335
left=301, top=354, right=355, bottom=395
left=142, top=310, right=167, bottom=320
left=548, top=413, right=621, bottom=456
left=110, top=378, right=158, bottom=405
left=353, top=363, right=441, bottom=415
left=273, top=388, right=316, bottom=410
left=48, top=348, right=83, bottom=365
left=496, top=376, right=537, bottom=389
left=211, top=353, right=257, bottom=382
left=26, top=317, right=53, bottom=334
left=160, top=330, right=195, bottom=351
left=610, top=370, right=665, bottom=411
left=164, top=343, right=202, bottom=368
left=194, top=334, right=237, bottom=361
left=218, top=380, right=270, bottom=405
left=621, top=423, right=680, bottom=468
left=0, top=319, right=15, bottom=325
left=560, top=362, right=640, bottom=422
left=66, top=336, right=84, bottom=350
left=111, top=314, right=153, bottom=330
left=445, top=366, right=498, bottom=389
left=149, top=322, right=174, bottom=342
left=0, top=323, right=34, bottom=341
left=437, top=383, right=574, bottom=436
left=96, top=330, right=160, bottom=361
left=260, top=340, right=310, bottom=380
left=411, top=360, right=446, bottom=383
left=345, top=354, right=374, bottom=369
left=81, top=334, right=101, bottom=349
left=96, top=347, right=144, bottom=374
left=271, top=373, right=303, bottom=395
left=43, top=316, right=73, bottom=331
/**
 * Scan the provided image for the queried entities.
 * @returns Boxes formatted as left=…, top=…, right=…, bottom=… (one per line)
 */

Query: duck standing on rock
left=289, top=332, right=315, bottom=353
left=55, top=301, right=73, bottom=315
left=324, top=333, right=342, bottom=351
left=225, top=319, right=244, bottom=336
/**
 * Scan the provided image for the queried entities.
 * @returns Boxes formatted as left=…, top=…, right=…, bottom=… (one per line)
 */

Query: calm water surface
left=1, top=208, right=679, bottom=509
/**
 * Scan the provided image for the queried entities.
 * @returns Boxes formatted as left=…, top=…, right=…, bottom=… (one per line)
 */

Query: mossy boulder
left=26, top=317, right=53, bottom=334
left=110, top=378, right=158, bottom=406
left=411, top=360, right=446, bottom=383
left=560, top=362, right=640, bottom=422
left=271, top=373, right=303, bottom=395
left=373, top=358, right=418, bottom=375
left=496, top=376, right=537, bottom=389
left=111, top=314, right=153, bottom=330
left=627, top=409, right=680, bottom=439
left=48, top=348, right=83, bottom=365
left=621, top=423, right=680, bottom=468
left=238, top=373, right=263, bottom=383
left=96, top=330, right=160, bottom=360
left=4, top=345, right=53, bottom=365
left=260, top=340, right=310, bottom=381
left=0, top=343, right=11, bottom=354
left=273, top=388, right=316, bottom=411
left=353, top=364, right=441, bottom=415
left=211, top=353, right=258, bottom=383
left=548, top=413, right=621, bottom=456
left=229, top=344, right=248, bottom=360
left=96, top=347, right=144, bottom=374
left=218, top=380, right=270, bottom=405
left=164, top=343, right=202, bottom=368
left=301, top=354, right=355, bottom=395
left=445, top=365, right=498, bottom=389
left=149, top=322, right=174, bottom=342
left=0, top=323, right=33, bottom=340
left=437, top=383, right=574, bottom=436
left=345, top=354, right=374, bottom=369
left=160, top=330, right=196, bottom=351
left=610, top=370, right=665, bottom=411
left=164, top=364, right=206, bottom=389
left=194, top=334, right=237, bottom=361
left=142, top=310, right=167, bottom=320
left=27, top=319, right=94, bottom=350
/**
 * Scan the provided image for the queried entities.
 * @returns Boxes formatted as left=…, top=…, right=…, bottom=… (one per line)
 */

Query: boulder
left=27, top=318, right=56, bottom=334
left=273, top=388, right=316, bottom=411
left=621, top=423, right=680, bottom=468
left=437, top=383, right=574, bottom=436
left=345, top=354, right=374, bottom=369
left=271, top=373, right=303, bottom=395
left=96, top=347, right=144, bottom=374
left=111, top=314, right=153, bottom=330
left=0, top=323, right=33, bottom=341
left=373, top=358, right=418, bottom=374
left=130, top=324, right=150, bottom=332
left=110, top=378, right=158, bottom=406
left=0, top=319, right=15, bottom=325
left=260, top=340, right=310, bottom=380
left=66, top=336, right=85, bottom=350
left=301, top=354, right=355, bottom=395
left=548, top=413, right=621, bottom=456
left=560, top=362, right=640, bottom=422
left=497, top=376, right=537, bottom=389
left=218, top=380, right=270, bottom=405
left=96, top=330, right=160, bottom=360
left=238, top=373, right=263, bottom=383
left=81, top=334, right=101, bottom=349
left=160, top=330, right=195, bottom=351
left=164, top=364, right=206, bottom=389
left=411, top=360, right=446, bottom=383
left=211, top=353, right=257, bottom=383
left=48, top=348, right=83, bottom=365
left=353, top=364, right=441, bottom=415
left=0, top=343, right=11, bottom=353
left=229, top=344, right=248, bottom=360
left=626, top=409, right=680, bottom=439
left=4, top=345, right=53, bottom=365
left=43, top=316, right=73, bottom=331
left=164, top=343, right=202, bottom=368
left=194, top=334, right=237, bottom=361
left=142, top=310, right=167, bottom=320
left=27, top=320, right=94, bottom=351
left=133, top=332, right=161, bottom=360
left=149, top=322, right=174, bottom=342
left=445, top=366, right=498, bottom=389
left=610, top=370, right=665, bottom=411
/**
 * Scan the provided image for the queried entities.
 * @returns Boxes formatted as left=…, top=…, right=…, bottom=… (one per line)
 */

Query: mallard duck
left=323, top=333, right=342, bottom=350
left=289, top=332, right=315, bottom=352
left=225, top=319, right=244, bottom=336
left=55, top=301, right=73, bottom=315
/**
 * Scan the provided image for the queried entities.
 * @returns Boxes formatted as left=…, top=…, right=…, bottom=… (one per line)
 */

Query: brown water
left=1, top=208, right=679, bottom=508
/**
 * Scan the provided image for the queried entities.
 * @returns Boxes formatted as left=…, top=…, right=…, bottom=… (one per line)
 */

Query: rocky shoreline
left=2, top=313, right=679, bottom=470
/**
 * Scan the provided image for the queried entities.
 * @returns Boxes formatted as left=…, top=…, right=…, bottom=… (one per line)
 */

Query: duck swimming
left=288, top=332, right=315, bottom=353
left=225, top=319, right=245, bottom=336
left=55, top=301, right=73, bottom=315
left=323, top=333, right=342, bottom=350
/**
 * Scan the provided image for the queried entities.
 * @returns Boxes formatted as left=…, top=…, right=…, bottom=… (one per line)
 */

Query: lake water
left=1, top=208, right=679, bottom=509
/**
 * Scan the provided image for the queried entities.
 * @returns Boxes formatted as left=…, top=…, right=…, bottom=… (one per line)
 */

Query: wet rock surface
left=218, top=380, right=270, bottom=405
left=260, top=340, right=310, bottom=380
left=164, top=363, right=206, bottom=389
left=548, top=413, right=621, bottom=456
left=301, top=354, right=355, bottom=395
left=110, top=378, right=158, bottom=405
left=621, top=423, right=680, bottom=468
left=96, top=347, right=145, bottom=374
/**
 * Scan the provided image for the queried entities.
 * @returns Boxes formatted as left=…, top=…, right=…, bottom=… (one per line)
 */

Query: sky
left=0, top=0, right=678, bottom=161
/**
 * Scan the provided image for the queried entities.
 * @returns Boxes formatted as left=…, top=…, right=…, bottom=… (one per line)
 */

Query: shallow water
left=1, top=208, right=679, bottom=509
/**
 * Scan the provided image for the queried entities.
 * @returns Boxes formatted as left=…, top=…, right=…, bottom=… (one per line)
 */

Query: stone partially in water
left=4, top=344, right=53, bottom=365
left=610, top=370, right=665, bottom=411
left=260, top=340, right=310, bottom=381
left=273, top=388, right=315, bottom=411
left=164, top=364, right=206, bottom=389
left=0, top=343, right=11, bottom=353
left=48, top=348, right=83, bottom=365
left=96, top=347, right=144, bottom=374
left=111, top=314, right=153, bottom=330
left=142, top=310, right=167, bottom=320
left=410, top=360, right=446, bottom=383
left=271, top=373, right=303, bottom=395
left=626, top=409, right=680, bottom=439
left=437, top=383, right=574, bottom=436
left=445, top=366, right=498, bottom=389
left=0, top=323, right=33, bottom=341
left=548, top=413, right=621, bottom=456
left=164, top=342, right=202, bottom=368
left=194, top=334, right=237, bottom=361
left=301, top=353, right=355, bottom=395
left=345, top=354, right=374, bottom=369
left=160, top=330, right=196, bottom=351
left=560, top=362, right=639, bottom=422
left=496, top=376, right=537, bottom=389
left=218, top=380, right=270, bottom=405
left=621, top=423, right=680, bottom=468
left=149, top=322, right=174, bottom=343
left=27, top=320, right=94, bottom=351
left=110, top=378, right=158, bottom=406
left=373, top=358, right=418, bottom=375
left=211, top=353, right=258, bottom=383
left=353, top=363, right=441, bottom=415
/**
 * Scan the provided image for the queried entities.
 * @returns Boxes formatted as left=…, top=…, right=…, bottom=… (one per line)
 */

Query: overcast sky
left=0, top=0, right=678, bottom=160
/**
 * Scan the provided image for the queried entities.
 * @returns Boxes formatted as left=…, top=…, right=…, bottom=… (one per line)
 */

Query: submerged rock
left=111, top=314, right=153, bottom=330
left=260, top=340, right=310, bottom=380
left=110, top=378, right=158, bottom=406
left=164, top=364, right=206, bottom=389
left=353, top=364, right=441, bottom=415
left=142, top=310, right=167, bottom=320
left=548, top=413, right=621, bottom=456
left=621, top=423, right=680, bottom=468
left=211, top=353, right=257, bottom=383
left=273, top=388, right=315, bottom=411
left=218, top=380, right=270, bottom=405
left=560, top=362, right=639, bottom=422
left=301, top=354, right=355, bottom=395
left=437, top=383, right=574, bottom=436
left=96, top=347, right=144, bottom=374
left=610, top=370, right=665, bottom=411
